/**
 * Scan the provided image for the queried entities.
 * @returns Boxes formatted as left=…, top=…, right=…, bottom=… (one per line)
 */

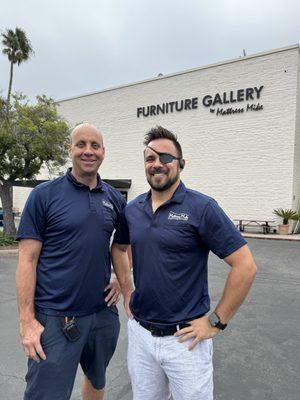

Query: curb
left=241, top=233, right=300, bottom=241
left=0, top=249, right=19, bottom=255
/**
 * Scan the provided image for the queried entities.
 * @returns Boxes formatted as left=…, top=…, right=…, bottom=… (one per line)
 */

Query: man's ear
left=179, top=159, right=185, bottom=170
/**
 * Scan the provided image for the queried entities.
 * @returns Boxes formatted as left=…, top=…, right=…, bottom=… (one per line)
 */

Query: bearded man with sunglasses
left=114, top=126, right=257, bottom=400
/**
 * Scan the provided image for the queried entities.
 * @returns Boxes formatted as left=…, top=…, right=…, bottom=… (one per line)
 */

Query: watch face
left=209, top=312, right=219, bottom=327
left=209, top=312, right=227, bottom=330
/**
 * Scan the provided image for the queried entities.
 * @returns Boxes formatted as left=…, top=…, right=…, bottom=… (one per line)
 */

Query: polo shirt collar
left=66, top=168, right=104, bottom=191
left=139, top=180, right=187, bottom=205
left=169, top=181, right=186, bottom=204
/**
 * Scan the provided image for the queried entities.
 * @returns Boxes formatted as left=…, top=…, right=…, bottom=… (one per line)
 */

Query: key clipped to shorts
left=62, top=317, right=81, bottom=342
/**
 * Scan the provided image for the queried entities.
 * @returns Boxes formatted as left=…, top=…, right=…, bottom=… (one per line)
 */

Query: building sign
left=137, top=98, right=198, bottom=118
left=137, top=85, right=264, bottom=118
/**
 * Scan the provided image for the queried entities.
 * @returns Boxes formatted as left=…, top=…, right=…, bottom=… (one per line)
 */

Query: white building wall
left=11, top=45, right=300, bottom=222
left=292, top=50, right=300, bottom=232
left=13, top=187, right=33, bottom=212
left=56, top=45, right=299, bottom=220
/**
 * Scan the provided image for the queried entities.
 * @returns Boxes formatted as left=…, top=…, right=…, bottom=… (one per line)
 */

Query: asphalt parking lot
left=0, top=238, right=299, bottom=400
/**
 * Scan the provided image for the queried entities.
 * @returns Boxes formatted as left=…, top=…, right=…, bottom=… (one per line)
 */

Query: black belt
left=137, top=320, right=191, bottom=337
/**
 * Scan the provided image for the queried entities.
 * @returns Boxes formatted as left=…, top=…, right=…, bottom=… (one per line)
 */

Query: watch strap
left=208, top=311, right=227, bottom=330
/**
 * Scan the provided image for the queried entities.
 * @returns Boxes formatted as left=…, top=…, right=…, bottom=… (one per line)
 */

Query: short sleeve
left=197, top=199, right=247, bottom=259
left=16, top=187, right=47, bottom=242
left=113, top=205, right=130, bottom=245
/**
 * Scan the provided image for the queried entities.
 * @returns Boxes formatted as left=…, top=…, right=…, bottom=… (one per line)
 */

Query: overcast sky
left=0, top=0, right=299, bottom=102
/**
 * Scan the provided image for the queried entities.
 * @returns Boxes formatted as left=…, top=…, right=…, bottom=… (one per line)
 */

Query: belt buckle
left=150, top=326, right=164, bottom=337
left=150, top=326, right=158, bottom=336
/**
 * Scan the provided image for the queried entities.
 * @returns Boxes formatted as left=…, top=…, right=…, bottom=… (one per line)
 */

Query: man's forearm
left=16, top=239, right=42, bottom=322
left=16, top=260, right=37, bottom=322
left=111, top=244, right=133, bottom=297
left=175, top=255, right=257, bottom=349
left=215, top=258, right=257, bottom=324
left=16, top=239, right=46, bottom=362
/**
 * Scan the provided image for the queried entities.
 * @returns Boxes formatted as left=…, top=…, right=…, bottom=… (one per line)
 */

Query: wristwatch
left=208, top=311, right=227, bottom=330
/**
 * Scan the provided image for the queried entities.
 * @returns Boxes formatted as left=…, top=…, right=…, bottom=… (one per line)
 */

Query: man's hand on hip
left=174, top=315, right=220, bottom=351
left=124, top=292, right=133, bottom=320
left=104, top=275, right=121, bottom=306
left=20, top=318, right=46, bottom=362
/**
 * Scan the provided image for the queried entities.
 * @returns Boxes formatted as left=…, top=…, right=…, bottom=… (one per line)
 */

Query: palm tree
left=1, top=27, right=34, bottom=112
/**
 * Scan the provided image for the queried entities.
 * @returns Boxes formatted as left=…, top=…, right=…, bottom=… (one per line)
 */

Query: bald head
left=68, top=123, right=105, bottom=185
left=70, top=123, right=104, bottom=147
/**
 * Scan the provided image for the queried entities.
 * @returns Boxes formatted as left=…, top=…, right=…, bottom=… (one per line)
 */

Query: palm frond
left=1, top=27, right=34, bottom=65
left=273, top=208, right=297, bottom=225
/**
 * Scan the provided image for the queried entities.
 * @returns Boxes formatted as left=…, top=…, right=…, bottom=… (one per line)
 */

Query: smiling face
left=69, top=124, right=105, bottom=181
left=144, top=138, right=182, bottom=192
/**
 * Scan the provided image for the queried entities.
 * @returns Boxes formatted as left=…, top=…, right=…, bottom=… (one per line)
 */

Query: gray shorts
left=24, top=306, right=120, bottom=400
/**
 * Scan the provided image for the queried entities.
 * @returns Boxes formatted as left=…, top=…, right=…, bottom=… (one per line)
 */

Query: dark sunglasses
left=146, top=146, right=181, bottom=164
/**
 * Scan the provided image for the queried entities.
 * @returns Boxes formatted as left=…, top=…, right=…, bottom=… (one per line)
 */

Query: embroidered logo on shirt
left=168, top=211, right=189, bottom=221
left=102, top=200, right=114, bottom=210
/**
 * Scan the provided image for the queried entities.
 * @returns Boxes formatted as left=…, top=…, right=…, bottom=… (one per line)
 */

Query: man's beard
left=147, top=172, right=179, bottom=192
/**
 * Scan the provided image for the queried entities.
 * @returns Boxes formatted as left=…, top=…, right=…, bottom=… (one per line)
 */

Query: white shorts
left=127, top=318, right=213, bottom=400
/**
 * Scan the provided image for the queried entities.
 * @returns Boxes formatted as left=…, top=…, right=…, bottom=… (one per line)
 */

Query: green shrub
left=0, top=231, right=18, bottom=246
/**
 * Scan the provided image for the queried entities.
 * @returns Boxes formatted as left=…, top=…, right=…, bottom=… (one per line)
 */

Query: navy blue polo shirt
left=17, top=168, right=126, bottom=316
left=115, top=181, right=246, bottom=325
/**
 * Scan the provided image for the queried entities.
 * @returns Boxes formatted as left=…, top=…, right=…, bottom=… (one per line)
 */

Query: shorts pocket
left=200, top=338, right=213, bottom=361
left=35, top=311, right=48, bottom=327
left=107, top=305, right=119, bottom=316
left=35, top=311, right=48, bottom=343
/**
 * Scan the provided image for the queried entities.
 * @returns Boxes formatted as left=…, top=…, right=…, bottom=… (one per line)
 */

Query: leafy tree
left=0, top=94, right=70, bottom=236
left=1, top=27, right=34, bottom=112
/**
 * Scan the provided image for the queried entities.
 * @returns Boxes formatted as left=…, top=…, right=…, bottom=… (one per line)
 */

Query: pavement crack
left=0, top=372, right=25, bottom=382
left=0, top=297, right=17, bottom=304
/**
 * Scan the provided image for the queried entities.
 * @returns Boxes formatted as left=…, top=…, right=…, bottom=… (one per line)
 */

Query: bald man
left=16, top=124, right=131, bottom=400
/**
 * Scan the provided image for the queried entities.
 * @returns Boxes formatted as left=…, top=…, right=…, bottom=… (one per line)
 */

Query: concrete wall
left=293, top=51, right=300, bottom=207
left=13, top=187, right=33, bottom=213
left=292, top=50, right=300, bottom=232
left=10, top=45, right=300, bottom=222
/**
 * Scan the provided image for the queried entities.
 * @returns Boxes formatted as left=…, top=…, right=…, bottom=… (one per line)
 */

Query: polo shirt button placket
left=89, top=191, right=96, bottom=213
left=150, top=211, right=158, bottom=229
